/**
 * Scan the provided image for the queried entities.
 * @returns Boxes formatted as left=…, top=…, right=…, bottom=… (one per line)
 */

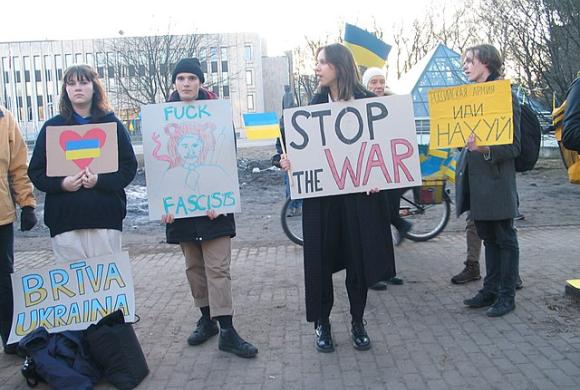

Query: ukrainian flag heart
left=59, top=128, right=107, bottom=169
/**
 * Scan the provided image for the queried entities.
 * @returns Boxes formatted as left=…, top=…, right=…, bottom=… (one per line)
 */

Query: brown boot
left=451, top=262, right=481, bottom=284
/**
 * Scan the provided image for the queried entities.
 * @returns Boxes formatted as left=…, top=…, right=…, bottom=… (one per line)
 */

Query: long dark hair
left=316, top=43, right=366, bottom=101
left=464, top=44, right=505, bottom=80
left=59, top=64, right=111, bottom=121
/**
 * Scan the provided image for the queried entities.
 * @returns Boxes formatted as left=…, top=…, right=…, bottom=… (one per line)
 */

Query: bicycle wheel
left=400, top=191, right=451, bottom=242
left=281, top=198, right=304, bottom=246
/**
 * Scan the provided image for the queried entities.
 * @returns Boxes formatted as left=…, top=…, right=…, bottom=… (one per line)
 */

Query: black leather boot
left=463, top=291, right=497, bottom=308
left=351, top=320, right=371, bottom=351
left=218, top=328, right=258, bottom=358
left=187, top=316, right=219, bottom=346
left=315, top=323, right=334, bottom=353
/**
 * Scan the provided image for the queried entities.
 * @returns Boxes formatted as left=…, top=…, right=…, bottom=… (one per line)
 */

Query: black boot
left=351, top=320, right=371, bottom=351
left=463, top=291, right=497, bottom=308
left=369, top=281, right=387, bottom=291
left=315, top=322, right=334, bottom=353
left=486, top=297, right=515, bottom=317
left=187, top=316, right=219, bottom=346
left=218, top=328, right=258, bottom=358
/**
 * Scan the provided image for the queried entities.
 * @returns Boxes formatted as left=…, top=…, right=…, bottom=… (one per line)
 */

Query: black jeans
left=474, top=219, right=519, bottom=299
left=0, top=223, right=14, bottom=347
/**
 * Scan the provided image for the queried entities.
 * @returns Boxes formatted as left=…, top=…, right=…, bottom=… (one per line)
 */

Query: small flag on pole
left=242, top=112, right=281, bottom=140
left=344, top=23, right=391, bottom=68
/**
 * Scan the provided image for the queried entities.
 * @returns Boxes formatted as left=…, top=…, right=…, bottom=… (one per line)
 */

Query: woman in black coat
left=281, top=44, right=395, bottom=353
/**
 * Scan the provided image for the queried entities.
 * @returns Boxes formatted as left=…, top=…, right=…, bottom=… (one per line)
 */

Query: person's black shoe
left=218, top=328, right=258, bottom=358
left=486, top=297, right=515, bottom=317
left=315, top=323, right=334, bottom=353
left=394, top=220, right=413, bottom=246
left=3, top=343, right=17, bottom=355
left=351, top=320, right=371, bottom=351
left=516, top=276, right=523, bottom=290
left=369, top=281, right=387, bottom=291
left=463, top=291, right=497, bottom=308
left=187, top=316, right=219, bottom=346
left=387, top=276, right=404, bottom=285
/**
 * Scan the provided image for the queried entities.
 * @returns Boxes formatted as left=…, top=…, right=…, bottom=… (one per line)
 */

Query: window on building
left=86, top=53, right=94, bottom=67
left=75, top=53, right=83, bottom=64
left=247, top=94, right=255, bottom=111
left=221, top=61, right=228, bottom=72
left=199, top=47, right=206, bottom=61
left=128, top=65, right=136, bottom=77
left=33, top=56, right=42, bottom=81
left=26, top=96, right=32, bottom=121
left=246, top=69, right=253, bottom=86
left=96, top=52, right=105, bottom=78
left=221, top=72, right=228, bottom=85
left=65, top=54, right=73, bottom=68
left=2, top=57, right=9, bottom=83
left=244, top=44, right=252, bottom=61
left=106, top=52, right=115, bottom=78
left=43, top=55, right=52, bottom=81
left=210, top=47, right=217, bottom=61
left=222, top=85, right=230, bottom=98
left=220, top=47, right=228, bottom=60
left=55, top=55, right=63, bottom=80
left=211, top=61, right=218, bottom=73
left=212, top=85, right=219, bottom=96
left=13, top=57, right=21, bottom=83
left=37, top=95, right=44, bottom=120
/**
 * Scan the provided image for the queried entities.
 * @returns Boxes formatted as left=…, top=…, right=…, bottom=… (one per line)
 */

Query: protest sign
left=428, top=79, right=514, bottom=149
left=9, top=252, right=135, bottom=344
left=283, top=95, right=422, bottom=199
left=141, top=100, right=241, bottom=220
left=46, top=122, right=118, bottom=176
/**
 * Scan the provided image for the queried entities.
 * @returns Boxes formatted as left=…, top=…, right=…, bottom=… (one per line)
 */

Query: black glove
left=20, top=206, right=37, bottom=232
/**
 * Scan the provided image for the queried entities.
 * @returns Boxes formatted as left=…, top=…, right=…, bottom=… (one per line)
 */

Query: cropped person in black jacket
left=281, top=44, right=395, bottom=353
left=28, top=64, right=137, bottom=262
left=562, top=76, right=580, bottom=152
left=161, top=58, right=257, bottom=358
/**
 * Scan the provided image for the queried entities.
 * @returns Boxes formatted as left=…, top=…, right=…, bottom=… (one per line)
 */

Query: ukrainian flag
left=243, top=112, right=281, bottom=140
left=64, top=139, right=101, bottom=160
left=344, top=23, right=391, bottom=69
left=419, top=145, right=457, bottom=182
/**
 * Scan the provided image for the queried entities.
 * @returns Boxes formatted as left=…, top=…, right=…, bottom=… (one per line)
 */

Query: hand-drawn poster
left=9, top=252, right=135, bottom=344
left=141, top=100, right=241, bottom=220
left=46, top=122, right=118, bottom=176
left=428, top=79, right=514, bottom=149
left=283, top=95, right=422, bottom=199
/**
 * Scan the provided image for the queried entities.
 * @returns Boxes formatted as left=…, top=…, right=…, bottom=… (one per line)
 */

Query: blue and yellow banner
left=64, top=139, right=101, bottom=160
left=243, top=112, right=281, bottom=140
left=419, top=145, right=457, bottom=182
left=344, top=23, right=391, bottom=69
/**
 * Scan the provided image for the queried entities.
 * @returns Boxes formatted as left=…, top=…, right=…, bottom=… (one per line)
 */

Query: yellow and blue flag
left=344, top=23, right=391, bottom=69
left=64, top=138, right=101, bottom=160
left=419, top=145, right=457, bottom=182
left=242, top=112, right=281, bottom=140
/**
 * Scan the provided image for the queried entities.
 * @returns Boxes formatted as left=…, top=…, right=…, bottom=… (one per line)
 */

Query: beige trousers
left=180, top=237, right=233, bottom=317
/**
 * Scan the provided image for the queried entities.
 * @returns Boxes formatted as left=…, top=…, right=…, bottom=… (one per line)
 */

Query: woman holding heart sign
left=28, top=64, right=137, bottom=262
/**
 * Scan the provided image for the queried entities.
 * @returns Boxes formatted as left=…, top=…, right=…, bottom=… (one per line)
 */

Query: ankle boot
left=351, top=320, right=371, bottom=351
left=315, top=322, right=334, bottom=353
left=451, top=262, right=481, bottom=284
left=218, top=328, right=258, bottom=358
left=187, top=316, right=219, bottom=346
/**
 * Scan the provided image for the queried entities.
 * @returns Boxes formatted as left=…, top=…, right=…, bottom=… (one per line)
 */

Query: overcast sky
left=2, top=0, right=433, bottom=55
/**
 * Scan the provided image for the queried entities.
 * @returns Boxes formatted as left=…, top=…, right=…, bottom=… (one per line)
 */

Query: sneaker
left=218, top=328, right=258, bottom=358
left=187, top=316, right=219, bottom=346
left=464, top=291, right=497, bottom=308
left=351, top=320, right=371, bottom=351
left=451, top=263, right=481, bottom=284
left=486, top=297, right=515, bottom=317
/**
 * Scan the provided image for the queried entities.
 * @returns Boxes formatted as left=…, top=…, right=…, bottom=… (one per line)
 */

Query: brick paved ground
left=0, top=226, right=579, bottom=390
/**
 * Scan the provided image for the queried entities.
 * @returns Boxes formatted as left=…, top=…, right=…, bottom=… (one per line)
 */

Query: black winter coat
left=299, top=89, right=395, bottom=322
left=165, top=88, right=236, bottom=243
left=563, top=77, right=580, bottom=152
left=28, top=112, right=137, bottom=237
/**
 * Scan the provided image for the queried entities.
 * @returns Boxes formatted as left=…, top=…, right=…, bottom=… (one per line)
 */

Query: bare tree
left=479, top=0, right=580, bottom=102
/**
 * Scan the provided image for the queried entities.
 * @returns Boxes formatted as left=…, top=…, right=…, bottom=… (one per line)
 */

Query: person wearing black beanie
left=162, top=58, right=258, bottom=359
left=172, top=58, right=205, bottom=84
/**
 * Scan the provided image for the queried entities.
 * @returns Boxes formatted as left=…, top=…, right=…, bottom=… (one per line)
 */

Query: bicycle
left=281, top=180, right=452, bottom=246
